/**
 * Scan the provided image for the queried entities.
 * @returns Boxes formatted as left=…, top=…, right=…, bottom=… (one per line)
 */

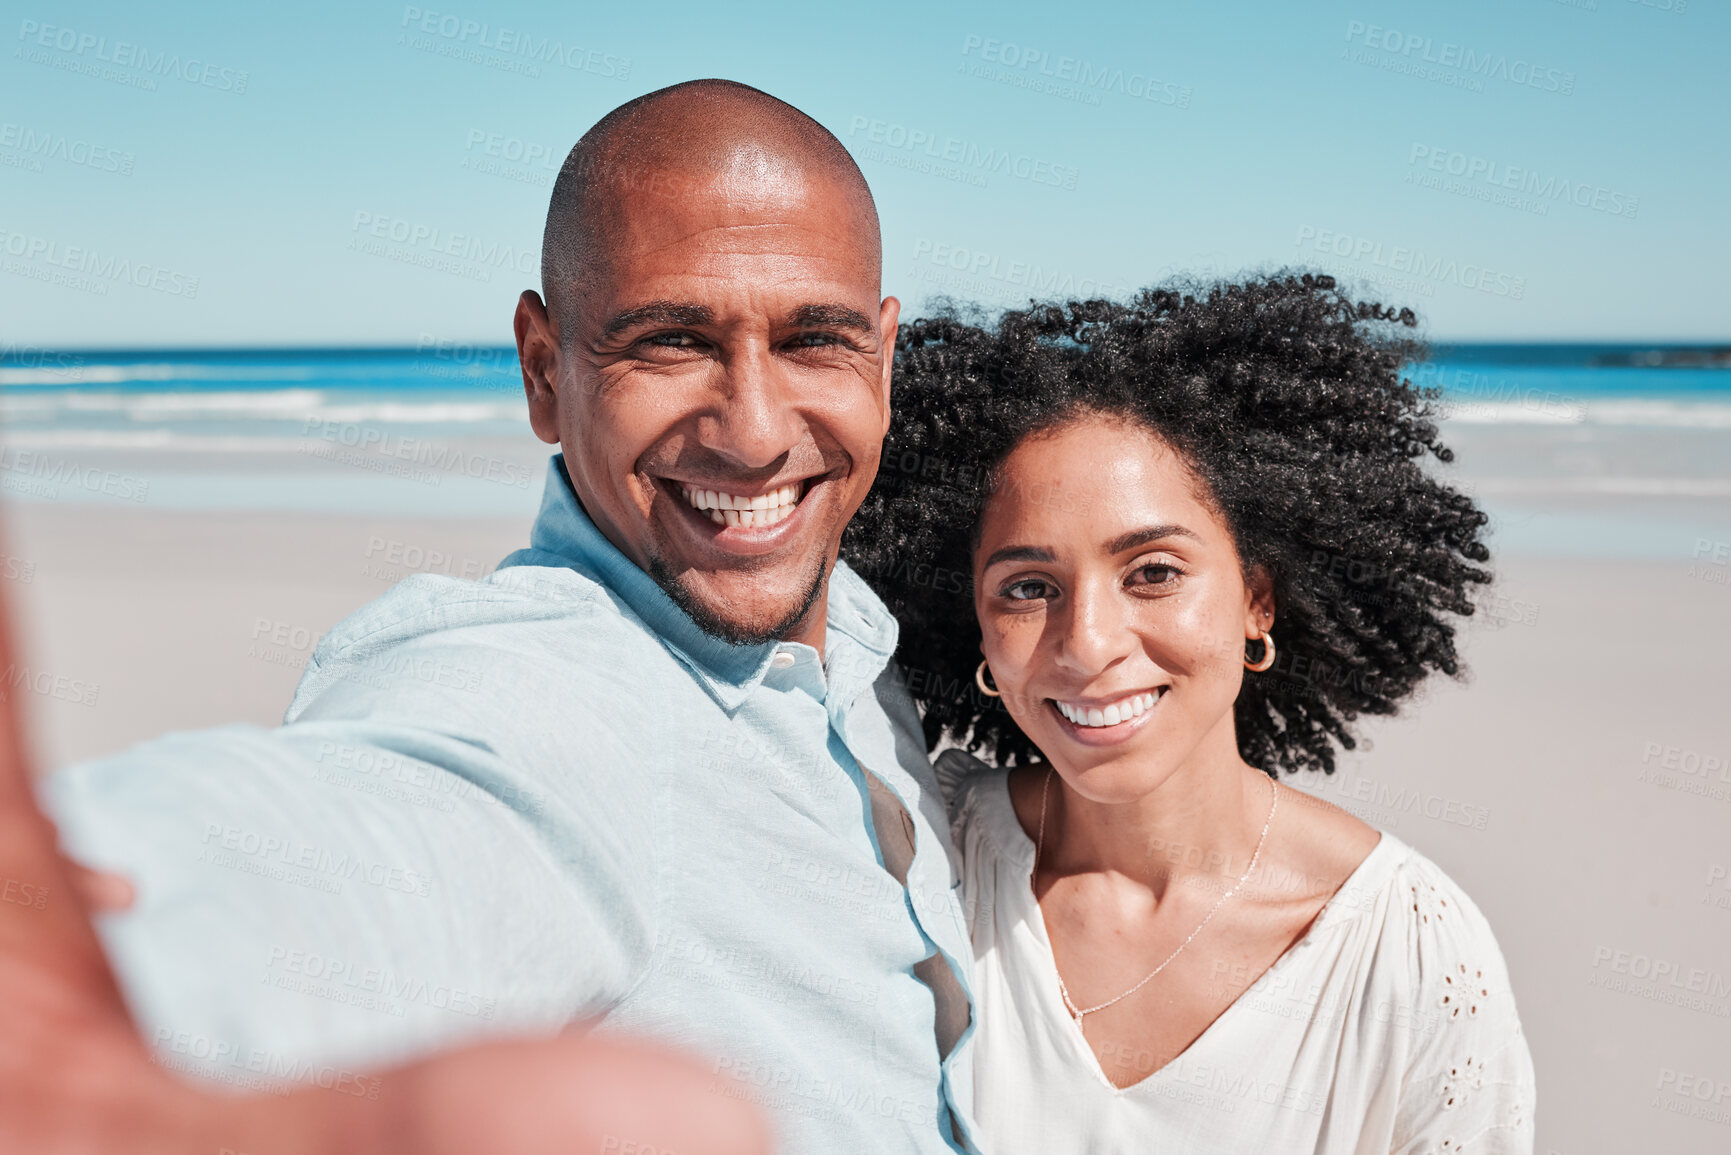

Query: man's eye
left=644, top=332, right=702, bottom=348
left=788, top=332, right=841, bottom=348
left=1002, top=579, right=1051, bottom=602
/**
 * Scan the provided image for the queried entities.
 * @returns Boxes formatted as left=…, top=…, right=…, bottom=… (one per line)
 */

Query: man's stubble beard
left=648, top=550, right=830, bottom=647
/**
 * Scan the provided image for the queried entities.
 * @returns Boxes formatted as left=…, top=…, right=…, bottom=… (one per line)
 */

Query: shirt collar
left=521, top=455, right=899, bottom=713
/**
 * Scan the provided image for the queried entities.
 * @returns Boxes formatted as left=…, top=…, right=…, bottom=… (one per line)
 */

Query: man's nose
left=701, top=344, right=807, bottom=470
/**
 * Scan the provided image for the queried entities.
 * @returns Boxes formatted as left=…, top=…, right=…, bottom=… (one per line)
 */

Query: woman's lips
left=1048, top=687, right=1167, bottom=745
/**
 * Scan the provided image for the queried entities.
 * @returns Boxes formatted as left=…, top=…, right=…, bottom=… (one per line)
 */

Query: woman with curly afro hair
left=843, top=274, right=1535, bottom=1154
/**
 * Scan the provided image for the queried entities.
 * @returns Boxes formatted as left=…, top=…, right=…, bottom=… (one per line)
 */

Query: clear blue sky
left=2, top=0, right=1725, bottom=347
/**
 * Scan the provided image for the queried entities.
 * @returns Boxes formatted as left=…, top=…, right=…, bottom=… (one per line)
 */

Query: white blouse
left=940, top=753, right=1536, bottom=1155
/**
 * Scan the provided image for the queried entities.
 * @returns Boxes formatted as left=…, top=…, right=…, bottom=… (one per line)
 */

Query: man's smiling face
left=517, top=138, right=895, bottom=649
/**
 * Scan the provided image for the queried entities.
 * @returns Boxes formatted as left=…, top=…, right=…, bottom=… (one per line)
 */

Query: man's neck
left=780, top=597, right=827, bottom=660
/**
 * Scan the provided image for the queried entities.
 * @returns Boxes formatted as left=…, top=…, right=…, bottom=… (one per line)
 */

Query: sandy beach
left=5, top=418, right=1730, bottom=1154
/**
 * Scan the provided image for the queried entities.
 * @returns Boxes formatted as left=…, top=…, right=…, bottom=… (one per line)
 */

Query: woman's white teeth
left=681, top=483, right=801, bottom=528
left=1055, top=691, right=1160, bottom=727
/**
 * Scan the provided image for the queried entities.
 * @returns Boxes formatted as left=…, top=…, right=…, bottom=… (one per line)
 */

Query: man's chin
left=648, top=558, right=827, bottom=648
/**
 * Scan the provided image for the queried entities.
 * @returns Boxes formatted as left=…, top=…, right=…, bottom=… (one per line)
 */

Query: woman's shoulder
left=933, top=747, right=1011, bottom=820
left=932, top=748, right=1028, bottom=869
left=1367, top=842, right=1537, bottom=1146
left=1347, top=836, right=1524, bottom=1039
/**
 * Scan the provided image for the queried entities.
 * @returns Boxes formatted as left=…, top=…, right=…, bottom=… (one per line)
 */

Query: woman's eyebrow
left=982, top=544, right=1055, bottom=570
left=1105, top=524, right=1199, bottom=554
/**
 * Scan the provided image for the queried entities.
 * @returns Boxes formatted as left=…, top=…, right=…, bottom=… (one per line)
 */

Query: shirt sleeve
left=1390, top=862, right=1537, bottom=1155
left=41, top=590, right=660, bottom=1091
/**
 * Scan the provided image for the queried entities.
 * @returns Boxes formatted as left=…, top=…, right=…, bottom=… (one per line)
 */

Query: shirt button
left=771, top=650, right=796, bottom=669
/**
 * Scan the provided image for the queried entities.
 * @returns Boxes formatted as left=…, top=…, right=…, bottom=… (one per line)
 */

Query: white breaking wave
left=1579, top=400, right=1731, bottom=429
left=0, top=430, right=313, bottom=451
left=1441, top=398, right=1731, bottom=429
left=0, top=388, right=324, bottom=418
left=0, top=363, right=316, bottom=387
left=0, top=389, right=526, bottom=425
left=313, top=401, right=525, bottom=423
left=1474, top=477, right=1731, bottom=497
left=1441, top=402, right=1586, bottom=425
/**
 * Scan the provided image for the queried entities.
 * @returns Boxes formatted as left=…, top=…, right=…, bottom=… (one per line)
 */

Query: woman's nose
left=1051, top=579, right=1137, bottom=677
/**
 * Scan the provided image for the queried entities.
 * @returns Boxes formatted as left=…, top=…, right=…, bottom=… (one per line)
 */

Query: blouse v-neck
left=977, top=768, right=1399, bottom=1096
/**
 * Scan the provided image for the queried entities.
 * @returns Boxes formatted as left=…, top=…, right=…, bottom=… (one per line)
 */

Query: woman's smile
left=1048, top=687, right=1168, bottom=745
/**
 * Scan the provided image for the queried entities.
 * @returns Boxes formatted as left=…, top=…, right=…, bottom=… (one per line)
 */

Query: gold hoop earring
left=1244, top=630, right=1276, bottom=672
left=975, top=659, right=1002, bottom=697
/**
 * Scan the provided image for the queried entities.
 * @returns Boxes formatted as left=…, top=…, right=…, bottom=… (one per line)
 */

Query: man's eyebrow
left=982, top=544, right=1056, bottom=570
left=786, top=303, right=875, bottom=333
left=601, top=301, right=716, bottom=339
left=1106, top=524, right=1199, bottom=554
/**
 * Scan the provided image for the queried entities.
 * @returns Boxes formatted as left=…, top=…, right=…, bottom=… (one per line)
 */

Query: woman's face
left=973, top=414, right=1271, bottom=802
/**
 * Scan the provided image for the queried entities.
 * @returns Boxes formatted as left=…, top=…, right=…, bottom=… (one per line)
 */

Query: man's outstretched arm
left=0, top=553, right=768, bottom=1154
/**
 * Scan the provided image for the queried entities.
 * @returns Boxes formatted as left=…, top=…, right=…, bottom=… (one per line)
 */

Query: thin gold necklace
left=1034, top=766, right=1279, bottom=1027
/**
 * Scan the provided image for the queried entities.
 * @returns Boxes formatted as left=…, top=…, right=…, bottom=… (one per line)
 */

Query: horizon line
left=5, top=339, right=1731, bottom=359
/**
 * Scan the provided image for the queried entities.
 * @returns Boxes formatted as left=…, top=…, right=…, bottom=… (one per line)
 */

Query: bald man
left=31, top=81, right=979, bottom=1152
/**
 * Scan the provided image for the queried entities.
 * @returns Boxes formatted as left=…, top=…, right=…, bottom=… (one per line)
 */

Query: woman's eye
left=1129, top=564, right=1181, bottom=588
left=1002, top=579, right=1050, bottom=602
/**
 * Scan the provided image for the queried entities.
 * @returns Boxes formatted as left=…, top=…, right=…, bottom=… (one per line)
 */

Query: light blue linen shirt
left=44, top=456, right=979, bottom=1154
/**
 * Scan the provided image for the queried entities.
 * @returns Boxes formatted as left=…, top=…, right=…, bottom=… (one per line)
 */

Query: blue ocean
left=2, top=344, right=1729, bottom=557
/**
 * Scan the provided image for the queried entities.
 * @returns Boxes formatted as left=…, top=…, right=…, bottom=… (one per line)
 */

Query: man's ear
left=876, top=295, right=901, bottom=432
left=515, top=290, right=562, bottom=446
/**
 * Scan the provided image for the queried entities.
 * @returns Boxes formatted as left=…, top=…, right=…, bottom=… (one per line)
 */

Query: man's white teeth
left=1055, top=691, right=1160, bottom=728
left=681, top=483, right=801, bottom=528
